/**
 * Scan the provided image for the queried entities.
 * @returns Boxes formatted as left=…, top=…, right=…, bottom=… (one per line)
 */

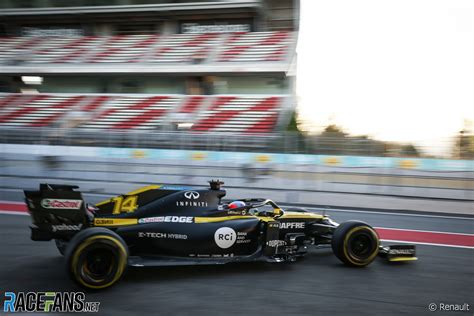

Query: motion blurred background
left=0, top=3, right=473, bottom=315
left=0, top=0, right=472, bottom=209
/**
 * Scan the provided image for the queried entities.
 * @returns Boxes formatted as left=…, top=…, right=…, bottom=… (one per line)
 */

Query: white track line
left=375, top=227, right=474, bottom=236
left=2, top=201, right=473, bottom=222
left=381, top=239, right=474, bottom=250
left=304, top=207, right=474, bottom=221
left=0, top=210, right=27, bottom=216
left=0, top=200, right=25, bottom=205
left=1, top=210, right=473, bottom=249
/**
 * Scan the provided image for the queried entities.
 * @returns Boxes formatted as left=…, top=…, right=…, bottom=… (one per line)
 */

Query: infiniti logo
left=184, top=191, right=200, bottom=200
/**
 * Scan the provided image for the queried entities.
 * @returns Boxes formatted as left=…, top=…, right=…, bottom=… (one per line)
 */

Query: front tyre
left=65, top=228, right=128, bottom=290
left=331, top=221, right=379, bottom=267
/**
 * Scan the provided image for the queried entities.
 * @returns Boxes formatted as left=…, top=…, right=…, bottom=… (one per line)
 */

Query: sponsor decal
left=236, top=232, right=251, bottom=244
left=93, top=218, right=137, bottom=226
left=161, top=185, right=193, bottom=190
left=176, top=191, right=208, bottom=207
left=255, top=155, right=271, bottom=163
left=228, top=210, right=247, bottom=216
left=22, top=27, right=84, bottom=37
left=389, top=248, right=415, bottom=255
left=2, top=291, right=99, bottom=313
left=280, top=222, right=305, bottom=229
left=266, top=240, right=287, bottom=247
left=138, top=232, right=188, bottom=240
left=214, top=227, right=237, bottom=249
left=184, top=191, right=200, bottom=200
left=51, top=223, right=82, bottom=232
left=138, top=216, right=193, bottom=224
left=131, top=150, right=146, bottom=159
left=194, top=253, right=234, bottom=258
left=41, top=199, right=82, bottom=210
left=398, top=159, right=417, bottom=169
left=323, top=156, right=341, bottom=166
left=94, top=219, right=114, bottom=225
left=268, top=222, right=279, bottom=229
left=176, top=200, right=208, bottom=207
left=167, top=233, right=188, bottom=240
left=191, top=152, right=207, bottom=161
left=182, top=23, right=251, bottom=34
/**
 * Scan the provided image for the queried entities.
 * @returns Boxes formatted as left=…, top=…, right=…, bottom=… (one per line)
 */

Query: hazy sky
left=296, top=0, right=474, bottom=156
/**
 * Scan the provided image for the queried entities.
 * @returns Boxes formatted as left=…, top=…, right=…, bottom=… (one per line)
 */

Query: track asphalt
left=0, top=196, right=472, bottom=315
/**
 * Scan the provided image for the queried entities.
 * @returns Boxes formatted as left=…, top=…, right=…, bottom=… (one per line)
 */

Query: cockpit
left=222, top=198, right=283, bottom=218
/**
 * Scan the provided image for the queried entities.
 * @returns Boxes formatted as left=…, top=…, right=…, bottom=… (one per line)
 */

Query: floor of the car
left=128, top=248, right=266, bottom=267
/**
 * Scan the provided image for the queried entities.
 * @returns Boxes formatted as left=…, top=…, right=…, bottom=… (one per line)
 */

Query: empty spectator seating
left=191, top=96, right=281, bottom=133
left=86, top=35, right=160, bottom=63
left=0, top=31, right=294, bottom=65
left=218, top=31, right=294, bottom=62
left=149, top=33, right=220, bottom=63
left=0, top=93, right=285, bottom=133
left=0, top=94, right=86, bottom=127
left=79, top=95, right=182, bottom=130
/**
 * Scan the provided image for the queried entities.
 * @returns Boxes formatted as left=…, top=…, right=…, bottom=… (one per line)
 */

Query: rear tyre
left=65, top=228, right=128, bottom=290
left=331, top=221, right=379, bottom=267
left=55, top=239, right=68, bottom=256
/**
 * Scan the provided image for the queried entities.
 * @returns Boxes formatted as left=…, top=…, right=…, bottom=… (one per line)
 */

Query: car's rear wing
left=24, top=183, right=88, bottom=241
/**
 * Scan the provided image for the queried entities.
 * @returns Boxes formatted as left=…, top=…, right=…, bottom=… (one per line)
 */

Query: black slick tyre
left=64, top=227, right=128, bottom=290
left=331, top=220, right=380, bottom=267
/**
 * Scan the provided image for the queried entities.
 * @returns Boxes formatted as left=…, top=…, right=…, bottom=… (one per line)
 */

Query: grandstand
left=0, top=31, right=295, bottom=64
left=0, top=0, right=298, bottom=136
left=0, top=93, right=285, bottom=133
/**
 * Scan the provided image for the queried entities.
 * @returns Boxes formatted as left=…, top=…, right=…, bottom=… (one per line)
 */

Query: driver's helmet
left=228, top=201, right=246, bottom=209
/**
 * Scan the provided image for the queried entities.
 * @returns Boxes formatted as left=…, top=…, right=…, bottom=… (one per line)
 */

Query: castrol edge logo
left=41, top=199, right=83, bottom=210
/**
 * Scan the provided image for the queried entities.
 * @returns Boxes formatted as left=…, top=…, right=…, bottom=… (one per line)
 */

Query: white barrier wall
left=2, top=144, right=473, bottom=172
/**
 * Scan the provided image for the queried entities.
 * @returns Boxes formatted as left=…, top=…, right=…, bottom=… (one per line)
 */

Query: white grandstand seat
left=148, top=33, right=220, bottom=63
left=0, top=94, right=284, bottom=132
left=191, top=96, right=281, bottom=133
left=0, top=37, right=47, bottom=63
left=0, top=94, right=85, bottom=127
left=0, top=31, right=294, bottom=64
left=178, top=95, right=206, bottom=114
left=217, top=31, right=293, bottom=62
left=79, top=95, right=182, bottom=130
left=0, top=36, right=102, bottom=64
left=86, top=35, right=160, bottom=63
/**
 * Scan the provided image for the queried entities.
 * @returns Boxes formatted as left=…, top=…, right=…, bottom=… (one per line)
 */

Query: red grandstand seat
left=0, top=93, right=285, bottom=133
left=0, top=31, right=294, bottom=65
left=191, top=96, right=282, bottom=133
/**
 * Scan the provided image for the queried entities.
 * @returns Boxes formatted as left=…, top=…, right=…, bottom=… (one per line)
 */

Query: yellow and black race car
left=24, top=180, right=416, bottom=290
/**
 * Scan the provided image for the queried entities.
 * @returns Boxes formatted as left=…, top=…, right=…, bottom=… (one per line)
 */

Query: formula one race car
left=24, top=180, right=417, bottom=289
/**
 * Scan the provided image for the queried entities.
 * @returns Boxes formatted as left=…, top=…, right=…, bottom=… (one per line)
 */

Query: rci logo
left=184, top=191, right=200, bottom=200
left=214, top=227, right=237, bottom=249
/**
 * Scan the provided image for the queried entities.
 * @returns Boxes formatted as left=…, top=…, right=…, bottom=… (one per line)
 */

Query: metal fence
left=0, top=127, right=467, bottom=158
